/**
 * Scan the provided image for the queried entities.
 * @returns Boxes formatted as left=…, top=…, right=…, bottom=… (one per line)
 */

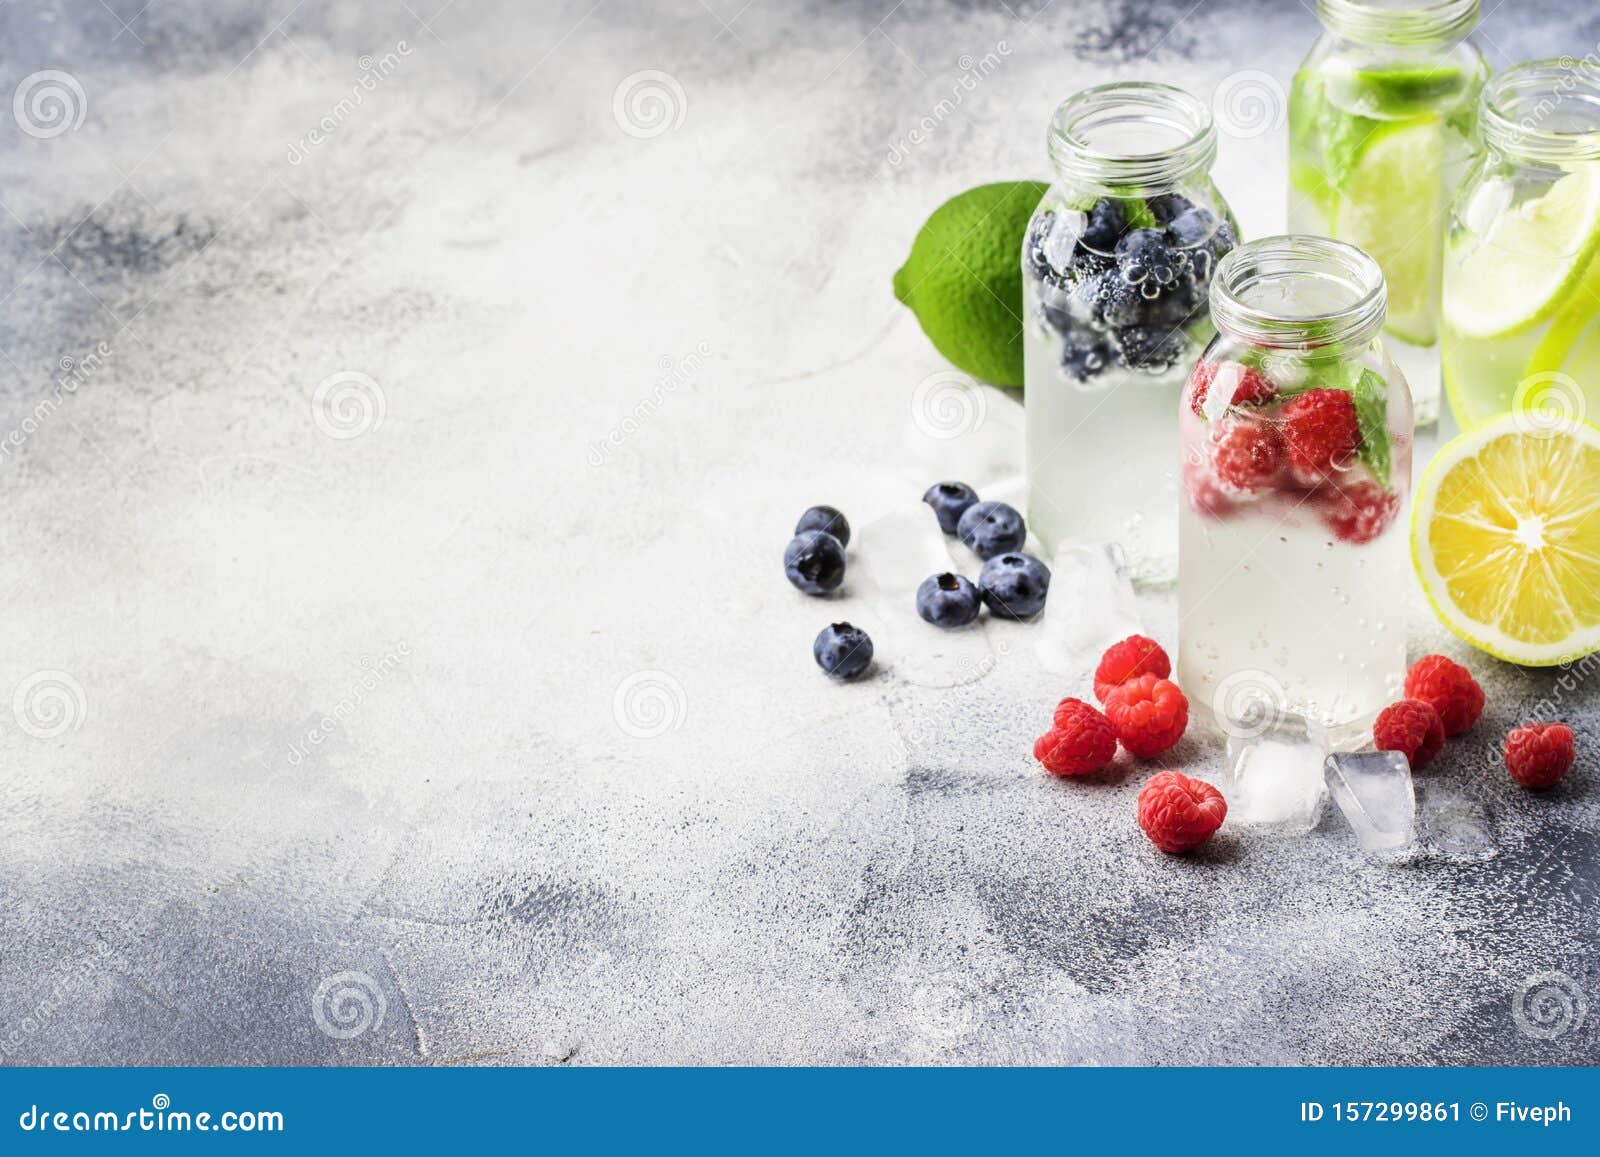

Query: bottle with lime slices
left=1441, top=61, right=1600, bottom=430
left=1288, top=0, right=1487, bottom=429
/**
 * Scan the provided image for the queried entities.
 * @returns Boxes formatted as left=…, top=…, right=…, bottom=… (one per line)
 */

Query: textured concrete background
left=0, top=0, right=1596, bottom=1065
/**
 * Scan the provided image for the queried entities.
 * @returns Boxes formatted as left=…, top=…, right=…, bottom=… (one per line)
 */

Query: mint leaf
left=1350, top=368, right=1392, bottom=487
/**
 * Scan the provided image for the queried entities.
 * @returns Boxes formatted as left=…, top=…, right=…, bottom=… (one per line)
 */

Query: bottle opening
left=1048, top=82, right=1216, bottom=191
left=1211, top=236, right=1387, bottom=349
left=1481, top=60, right=1600, bottom=162
left=1316, top=0, right=1479, bottom=45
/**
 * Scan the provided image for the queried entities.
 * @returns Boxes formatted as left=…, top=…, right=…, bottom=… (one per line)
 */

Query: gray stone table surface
left=1, top=0, right=1596, bottom=1065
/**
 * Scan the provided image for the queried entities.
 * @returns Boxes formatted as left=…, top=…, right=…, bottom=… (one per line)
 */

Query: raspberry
left=1035, top=698, right=1117, bottom=776
left=1137, top=771, right=1226, bottom=854
left=1281, top=388, right=1361, bottom=484
left=1403, top=654, right=1485, bottom=736
left=1373, top=698, right=1445, bottom=768
left=1320, top=479, right=1400, bottom=545
left=1504, top=722, right=1575, bottom=789
left=1183, top=459, right=1237, bottom=520
left=1210, top=416, right=1283, bottom=492
left=1103, top=674, right=1189, bottom=758
left=1094, top=634, right=1172, bottom=702
left=1188, top=361, right=1277, bottom=418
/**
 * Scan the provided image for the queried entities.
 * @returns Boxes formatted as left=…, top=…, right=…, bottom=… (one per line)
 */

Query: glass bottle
left=1288, top=0, right=1487, bottom=428
left=1178, top=236, right=1414, bottom=743
left=1442, top=60, right=1600, bottom=427
left=1023, top=81, right=1239, bottom=585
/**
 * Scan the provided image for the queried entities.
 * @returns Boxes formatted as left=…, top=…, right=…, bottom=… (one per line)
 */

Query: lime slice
left=1443, top=164, right=1600, bottom=341
left=1335, top=120, right=1445, bottom=346
left=1412, top=413, right=1600, bottom=665
left=1324, top=63, right=1470, bottom=120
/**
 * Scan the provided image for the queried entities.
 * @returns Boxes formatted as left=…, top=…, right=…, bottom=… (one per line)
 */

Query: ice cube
left=1419, top=784, right=1496, bottom=861
left=856, top=503, right=994, bottom=688
left=1324, top=750, right=1415, bottom=855
left=1224, top=715, right=1329, bottom=834
left=1033, top=538, right=1141, bottom=675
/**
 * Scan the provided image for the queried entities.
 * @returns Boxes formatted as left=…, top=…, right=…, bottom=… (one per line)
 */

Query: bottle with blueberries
left=1023, top=81, right=1239, bottom=584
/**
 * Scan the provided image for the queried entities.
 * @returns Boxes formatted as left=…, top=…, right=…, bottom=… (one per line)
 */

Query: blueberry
left=922, top=481, right=979, bottom=534
left=1147, top=193, right=1195, bottom=226
left=1115, top=228, right=1180, bottom=287
left=1140, top=275, right=1206, bottom=327
left=978, top=552, right=1051, bottom=620
left=1040, top=299, right=1076, bottom=336
left=795, top=504, right=850, bottom=547
left=1060, top=327, right=1112, bottom=382
left=1079, top=198, right=1128, bottom=253
left=784, top=530, right=845, bottom=595
left=1084, top=270, right=1143, bottom=328
left=1067, top=245, right=1115, bottom=279
left=1165, top=205, right=1218, bottom=251
left=956, top=500, right=1026, bottom=559
left=1112, top=323, right=1188, bottom=372
left=813, top=621, right=873, bottom=680
left=915, top=572, right=982, bottom=628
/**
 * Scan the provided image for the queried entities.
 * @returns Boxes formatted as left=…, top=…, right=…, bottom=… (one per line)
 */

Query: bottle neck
left=1211, top=236, right=1387, bottom=351
left=1316, top=0, right=1478, bottom=46
left=1481, top=60, right=1600, bottom=164
left=1047, top=82, right=1216, bottom=193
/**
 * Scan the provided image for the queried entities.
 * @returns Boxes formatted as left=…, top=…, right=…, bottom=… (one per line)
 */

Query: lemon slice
left=1412, top=413, right=1600, bottom=665
left=1336, top=120, right=1445, bottom=346
left=1443, top=163, right=1600, bottom=341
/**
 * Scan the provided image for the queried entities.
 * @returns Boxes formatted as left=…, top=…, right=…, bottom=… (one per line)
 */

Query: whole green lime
left=893, top=180, right=1047, bottom=389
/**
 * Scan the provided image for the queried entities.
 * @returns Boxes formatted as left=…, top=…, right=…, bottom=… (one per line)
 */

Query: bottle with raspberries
left=1022, top=81, right=1239, bottom=583
left=1177, top=235, right=1415, bottom=744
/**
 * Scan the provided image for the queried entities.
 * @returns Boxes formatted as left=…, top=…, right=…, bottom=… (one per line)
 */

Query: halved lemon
left=1412, top=413, right=1600, bottom=665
